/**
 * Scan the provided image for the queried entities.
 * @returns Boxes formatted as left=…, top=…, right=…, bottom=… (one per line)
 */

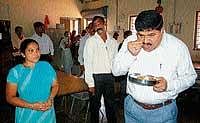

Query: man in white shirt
left=31, top=22, right=54, bottom=62
left=112, top=10, right=197, bottom=123
left=78, top=23, right=95, bottom=76
left=12, top=26, right=25, bottom=50
left=12, top=26, right=26, bottom=65
left=84, top=16, right=118, bottom=123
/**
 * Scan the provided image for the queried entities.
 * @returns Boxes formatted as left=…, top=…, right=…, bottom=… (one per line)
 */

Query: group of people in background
left=6, top=9, right=197, bottom=123
left=12, top=21, right=54, bottom=64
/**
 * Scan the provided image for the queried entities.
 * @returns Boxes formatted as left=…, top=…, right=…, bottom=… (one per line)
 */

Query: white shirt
left=78, top=34, right=89, bottom=65
left=12, top=33, right=25, bottom=49
left=83, top=32, right=118, bottom=87
left=31, top=33, right=54, bottom=55
left=112, top=32, right=197, bottom=104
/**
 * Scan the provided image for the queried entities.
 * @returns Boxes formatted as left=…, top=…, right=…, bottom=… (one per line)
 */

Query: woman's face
left=24, top=42, right=40, bottom=65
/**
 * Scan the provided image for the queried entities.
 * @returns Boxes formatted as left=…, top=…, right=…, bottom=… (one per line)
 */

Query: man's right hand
left=128, top=40, right=143, bottom=56
left=88, top=87, right=95, bottom=96
left=80, top=65, right=85, bottom=74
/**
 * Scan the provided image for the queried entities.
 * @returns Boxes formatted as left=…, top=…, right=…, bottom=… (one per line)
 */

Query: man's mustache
left=96, top=28, right=103, bottom=34
left=142, top=42, right=152, bottom=46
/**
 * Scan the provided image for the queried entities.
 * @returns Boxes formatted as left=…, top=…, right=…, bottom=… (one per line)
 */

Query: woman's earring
left=21, top=53, right=25, bottom=58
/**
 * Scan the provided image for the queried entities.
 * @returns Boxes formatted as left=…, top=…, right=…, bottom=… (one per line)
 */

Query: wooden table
left=56, top=71, right=88, bottom=96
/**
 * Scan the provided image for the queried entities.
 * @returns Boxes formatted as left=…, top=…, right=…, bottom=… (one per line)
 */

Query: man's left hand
left=153, top=77, right=167, bottom=92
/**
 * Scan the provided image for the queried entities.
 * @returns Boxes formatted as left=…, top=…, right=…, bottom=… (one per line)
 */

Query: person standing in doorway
left=59, top=31, right=73, bottom=74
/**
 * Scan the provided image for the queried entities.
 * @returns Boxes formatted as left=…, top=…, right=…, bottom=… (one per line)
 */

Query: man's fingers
left=153, top=86, right=164, bottom=92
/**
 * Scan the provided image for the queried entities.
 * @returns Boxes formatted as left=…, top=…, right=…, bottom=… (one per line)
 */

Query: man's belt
left=134, top=99, right=172, bottom=110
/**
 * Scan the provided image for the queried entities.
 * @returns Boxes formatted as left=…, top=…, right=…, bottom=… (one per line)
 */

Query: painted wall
left=0, top=0, right=199, bottom=61
left=82, top=0, right=200, bottom=61
left=0, top=0, right=82, bottom=38
left=163, top=0, right=200, bottom=61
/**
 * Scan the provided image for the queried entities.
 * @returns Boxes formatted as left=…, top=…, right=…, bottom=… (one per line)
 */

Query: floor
left=1, top=64, right=200, bottom=123
left=55, top=94, right=125, bottom=123
left=1, top=88, right=200, bottom=123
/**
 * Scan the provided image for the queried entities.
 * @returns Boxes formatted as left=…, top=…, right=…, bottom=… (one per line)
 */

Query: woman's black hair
left=20, top=39, right=39, bottom=54
left=135, top=10, right=163, bottom=32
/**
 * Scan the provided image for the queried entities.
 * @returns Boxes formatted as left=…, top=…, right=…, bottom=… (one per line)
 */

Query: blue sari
left=7, top=61, right=56, bottom=123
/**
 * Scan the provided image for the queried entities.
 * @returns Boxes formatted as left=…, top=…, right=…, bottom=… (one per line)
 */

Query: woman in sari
left=6, top=39, right=59, bottom=123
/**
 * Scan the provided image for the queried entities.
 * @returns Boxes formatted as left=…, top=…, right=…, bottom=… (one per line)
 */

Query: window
left=70, top=19, right=81, bottom=34
left=129, top=15, right=137, bottom=34
left=81, top=6, right=108, bottom=30
left=60, top=17, right=81, bottom=33
left=83, top=19, right=92, bottom=29
left=194, top=11, right=200, bottom=50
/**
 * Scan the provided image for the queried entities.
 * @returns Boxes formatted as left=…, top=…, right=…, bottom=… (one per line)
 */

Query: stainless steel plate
left=128, top=74, right=157, bottom=86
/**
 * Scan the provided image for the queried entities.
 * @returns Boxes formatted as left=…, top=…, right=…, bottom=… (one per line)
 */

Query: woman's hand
left=31, top=100, right=52, bottom=111
left=41, top=97, right=54, bottom=111
left=31, top=102, right=47, bottom=111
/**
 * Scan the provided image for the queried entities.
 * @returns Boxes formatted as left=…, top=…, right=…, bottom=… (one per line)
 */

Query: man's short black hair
left=33, top=22, right=44, bottom=29
left=124, top=30, right=132, bottom=39
left=64, top=31, right=69, bottom=35
left=113, top=32, right=119, bottom=36
left=15, top=26, right=23, bottom=33
left=135, top=10, right=163, bottom=32
left=92, top=16, right=105, bottom=24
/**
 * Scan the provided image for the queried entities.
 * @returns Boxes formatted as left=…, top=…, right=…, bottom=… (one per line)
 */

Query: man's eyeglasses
left=136, top=31, right=161, bottom=40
